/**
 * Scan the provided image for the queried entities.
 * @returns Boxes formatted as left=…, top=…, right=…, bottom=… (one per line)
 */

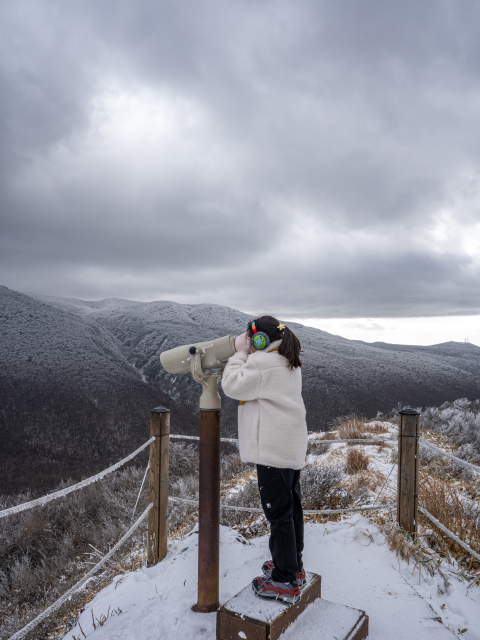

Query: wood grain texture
left=397, top=413, right=418, bottom=534
left=217, top=613, right=266, bottom=640
left=147, top=409, right=170, bottom=565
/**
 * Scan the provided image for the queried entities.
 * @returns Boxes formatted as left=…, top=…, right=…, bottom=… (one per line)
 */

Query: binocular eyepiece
left=160, top=334, right=237, bottom=375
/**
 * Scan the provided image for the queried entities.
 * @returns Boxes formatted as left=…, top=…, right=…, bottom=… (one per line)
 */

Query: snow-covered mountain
left=35, top=290, right=480, bottom=430
left=2, top=284, right=480, bottom=493
left=0, top=286, right=196, bottom=494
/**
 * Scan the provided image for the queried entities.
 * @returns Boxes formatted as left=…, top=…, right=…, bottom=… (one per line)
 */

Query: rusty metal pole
left=397, top=407, right=420, bottom=536
left=192, top=408, right=221, bottom=612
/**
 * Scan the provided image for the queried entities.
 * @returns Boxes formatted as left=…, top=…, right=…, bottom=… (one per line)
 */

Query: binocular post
left=190, top=352, right=222, bottom=613
left=192, top=406, right=221, bottom=612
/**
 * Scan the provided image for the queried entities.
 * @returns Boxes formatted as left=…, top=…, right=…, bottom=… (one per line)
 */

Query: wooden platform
left=217, top=572, right=368, bottom=640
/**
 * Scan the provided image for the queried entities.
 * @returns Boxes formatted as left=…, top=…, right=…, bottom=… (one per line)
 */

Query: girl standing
left=222, top=316, right=308, bottom=604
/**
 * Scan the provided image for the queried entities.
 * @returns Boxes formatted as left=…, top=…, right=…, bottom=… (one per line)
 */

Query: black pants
left=256, top=464, right=304, bottom=584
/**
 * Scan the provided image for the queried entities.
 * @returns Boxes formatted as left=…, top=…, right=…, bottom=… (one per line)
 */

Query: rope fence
left=168, top=495, right=396, bottom=515
left=0, top=437, right=155, bottom=520
left=9, top=503, right=153, bottom=640
left=420, top=439, right=480, bottom=474
left=3, top=434, right=477, bottom=523
left=170, top=434, right=239, bottom=444
left=310, top=436, right=398, bottom=444
left=419, top=507, right=480, bottom=563
left=171, top=434, right=399, bottom=445
left=4, top=416, right=480, bottom=640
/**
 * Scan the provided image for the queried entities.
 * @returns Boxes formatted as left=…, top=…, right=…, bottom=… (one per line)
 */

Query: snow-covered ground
left=62, top=423, right=480, bottom=640
left=63, top=517, right=480, bottom=640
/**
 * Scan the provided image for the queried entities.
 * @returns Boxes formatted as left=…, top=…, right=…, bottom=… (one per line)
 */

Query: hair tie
left=277, top=323, right=286, bottom=331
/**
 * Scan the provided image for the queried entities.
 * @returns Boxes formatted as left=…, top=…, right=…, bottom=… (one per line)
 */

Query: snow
left=63, top=518, right=480, bottom=640
left=281, top=599, right=364, bottom=640
left=222, top=571, right=316, bottom=622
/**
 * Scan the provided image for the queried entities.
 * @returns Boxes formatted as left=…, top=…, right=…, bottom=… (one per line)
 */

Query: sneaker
left=261, top=560, right=307, bottom=589
left=252, top=575, right=301, bottom=604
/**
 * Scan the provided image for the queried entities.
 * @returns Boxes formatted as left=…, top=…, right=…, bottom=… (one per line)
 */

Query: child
left=222, top=316, right=308, bottom=604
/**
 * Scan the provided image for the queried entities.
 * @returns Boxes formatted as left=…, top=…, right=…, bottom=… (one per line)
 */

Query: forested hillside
left=2, top=284, right=480, bottom=494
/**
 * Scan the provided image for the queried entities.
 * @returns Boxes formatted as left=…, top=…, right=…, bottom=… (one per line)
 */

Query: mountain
left=35, top=292, right=480, bottom=428
left=0, top=286, right=196, bottom=494
left=1, top=284, right=480, bottom=493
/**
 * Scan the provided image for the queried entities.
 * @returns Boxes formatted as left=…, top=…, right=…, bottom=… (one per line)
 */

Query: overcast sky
left=1, top=0, right=480, bottom=344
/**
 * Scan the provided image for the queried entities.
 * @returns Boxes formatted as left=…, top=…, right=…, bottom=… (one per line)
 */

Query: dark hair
left=247, top=315, right=302, bottom=369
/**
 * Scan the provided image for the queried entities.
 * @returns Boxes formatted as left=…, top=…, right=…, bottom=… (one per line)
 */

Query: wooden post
left=147, top=407, right=170, bottom=566
left=397, top=407, right=420, bottom=536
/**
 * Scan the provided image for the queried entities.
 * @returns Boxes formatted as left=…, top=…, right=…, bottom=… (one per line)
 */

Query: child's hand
left=235, top=332, right=252, bottom=354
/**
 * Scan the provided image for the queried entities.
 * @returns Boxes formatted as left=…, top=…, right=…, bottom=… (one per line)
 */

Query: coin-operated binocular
left=160, top=335, right=237, bottom=409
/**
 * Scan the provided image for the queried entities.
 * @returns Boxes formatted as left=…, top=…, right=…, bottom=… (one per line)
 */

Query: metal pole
left=397, top=407, right=420, bottom=536
left=192, top=408, right=221, bottom=612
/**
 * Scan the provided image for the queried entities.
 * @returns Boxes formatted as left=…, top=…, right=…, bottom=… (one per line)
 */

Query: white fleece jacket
left=221, top=340, right=308, bottom=470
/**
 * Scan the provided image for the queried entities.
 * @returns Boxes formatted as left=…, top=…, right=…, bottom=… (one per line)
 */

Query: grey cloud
left=1, top=0, right=480, bottom=317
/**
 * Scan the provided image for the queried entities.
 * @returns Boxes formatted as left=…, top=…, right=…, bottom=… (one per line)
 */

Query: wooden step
left=217, top=572, right=368, bottom=640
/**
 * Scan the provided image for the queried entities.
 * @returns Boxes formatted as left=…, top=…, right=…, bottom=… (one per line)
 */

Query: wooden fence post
left=397, top=407, right=420, bottom=536
left=147, top=407, right=170, bottom=566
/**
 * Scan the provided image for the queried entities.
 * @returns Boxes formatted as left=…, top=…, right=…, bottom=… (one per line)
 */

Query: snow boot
left=252, top=575, right=301, bottom=605
left=261, top=560, right=307, bottom=589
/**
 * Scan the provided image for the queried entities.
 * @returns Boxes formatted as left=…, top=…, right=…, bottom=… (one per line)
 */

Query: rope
left=130, top=464, right=149, bottom=524
left=170, top=434, right=239, bottom=444
left=419, top=507, right=480, bottom=563
left=168, top=496, right=396, bottom=515
left=170, top=434, right=398, bottom=445
left=0, top=437, right=155, bottom=520
left=8, top=503, right=153, bottom=640
left=372, top=462, right=397, bottom=507
left=310, top=437, right=397, bottom=444
left=419, top=439, right=480, bottom=473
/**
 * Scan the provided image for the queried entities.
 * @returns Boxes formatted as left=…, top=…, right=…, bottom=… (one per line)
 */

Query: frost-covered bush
left=169, top=442, right=199, bottom=481
left=421, top=398, right=480, bottom=460
left=307, top=440, right=331, bottom=455
left=0, top=442, right=241, bottom=639
left=301, top=464, right=366, bottom=511
left=419, top=441, right=475, bottom=480
left=0, top=466, right=149, bottom=639
left=220, top=476, right=262, bottom=529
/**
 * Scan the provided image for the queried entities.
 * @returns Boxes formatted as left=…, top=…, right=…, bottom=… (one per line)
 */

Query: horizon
left=12, top=284, right=480, bottom=348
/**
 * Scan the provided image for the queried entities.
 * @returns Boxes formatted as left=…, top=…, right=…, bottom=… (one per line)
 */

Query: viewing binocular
left=160, top=334, right=237, bottom=375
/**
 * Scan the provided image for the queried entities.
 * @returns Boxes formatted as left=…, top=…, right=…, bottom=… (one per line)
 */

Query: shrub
left=0, top=443, right=242, bottom=639
left=420, top=399, right=480, bottom=459
left=301, top=464, right=366, bottom=511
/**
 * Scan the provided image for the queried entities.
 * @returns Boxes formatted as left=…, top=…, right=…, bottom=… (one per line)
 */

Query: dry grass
left=418, top=473, right=480, bottom=574
left=344, top=449, right=370, bottom=474
left=346, top=470, right=384, bottom=492
left=370, top=469, right=480, bottom=588
left=334, top=415, right=389, bottom=440
left=374, top=515, right=451, bottom=585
